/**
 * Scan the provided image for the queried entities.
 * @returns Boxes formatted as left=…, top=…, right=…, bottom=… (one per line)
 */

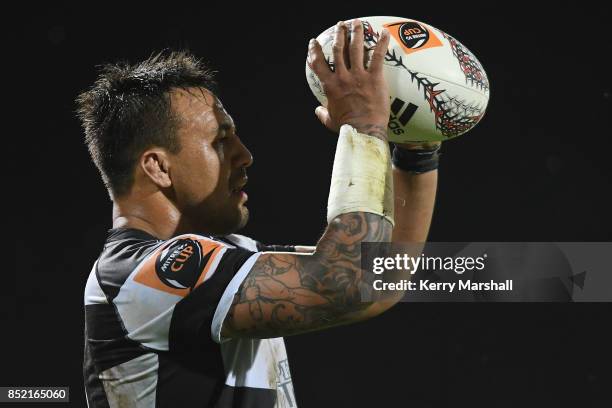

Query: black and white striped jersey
left=84, top=228, right=296, bottom=407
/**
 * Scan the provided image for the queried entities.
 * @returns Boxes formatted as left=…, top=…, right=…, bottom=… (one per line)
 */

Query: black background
left=6, top=2, right=612, bottom=407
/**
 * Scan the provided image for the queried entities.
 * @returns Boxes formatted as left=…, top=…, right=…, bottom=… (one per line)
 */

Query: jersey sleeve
left=110, top=234, right=259, bottom=352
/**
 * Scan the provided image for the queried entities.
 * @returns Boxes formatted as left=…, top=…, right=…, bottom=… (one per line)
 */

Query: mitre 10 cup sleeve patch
left=134, top=236, right=223, bottom=297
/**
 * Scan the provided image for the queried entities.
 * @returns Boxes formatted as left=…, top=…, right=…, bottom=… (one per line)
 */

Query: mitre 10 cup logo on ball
left=399, top=21, right=432, bottom=49
left=306, top=16, right=490, bottom=142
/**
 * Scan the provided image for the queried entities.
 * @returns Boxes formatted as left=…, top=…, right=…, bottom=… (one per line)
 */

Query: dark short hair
left=76, top=50, right=217, bottom=197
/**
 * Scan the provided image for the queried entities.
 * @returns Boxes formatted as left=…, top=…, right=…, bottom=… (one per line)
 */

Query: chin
left=193, top=202, right=249, bottom=236
left=233, top=206, right=250, bottom=232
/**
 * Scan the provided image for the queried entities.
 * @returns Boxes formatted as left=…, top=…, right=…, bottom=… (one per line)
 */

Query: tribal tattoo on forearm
left=224, top=212, right=392, bottom=338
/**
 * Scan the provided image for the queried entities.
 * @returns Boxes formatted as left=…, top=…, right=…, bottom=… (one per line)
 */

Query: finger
left=332, top=21, right=347, bottom=72
left=314, top=106, right=338, bottom=132
left=308, top=39, right=331, bottom=81
left=349, top=19, right=364, bottom=71
left=369, top=28, right=390, bottom=74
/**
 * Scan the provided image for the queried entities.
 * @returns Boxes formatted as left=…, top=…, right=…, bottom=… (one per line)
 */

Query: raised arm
left=391, top=143, right=439, bottom=243
left=221, top=20, right=402, bottom=339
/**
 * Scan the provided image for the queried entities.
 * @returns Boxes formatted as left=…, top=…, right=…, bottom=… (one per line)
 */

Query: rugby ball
left=306, top=16, right=490, bottom=142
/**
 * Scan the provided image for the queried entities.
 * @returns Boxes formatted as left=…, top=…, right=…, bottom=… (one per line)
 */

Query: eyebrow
left=219, top=122, right=233, bottom=131
left=214, top=122, right=235, bottom=134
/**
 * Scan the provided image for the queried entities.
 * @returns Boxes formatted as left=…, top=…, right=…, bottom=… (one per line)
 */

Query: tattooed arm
left=221, top=21, right=399, bottom=339
left=222, top=212, right=394, bottom=338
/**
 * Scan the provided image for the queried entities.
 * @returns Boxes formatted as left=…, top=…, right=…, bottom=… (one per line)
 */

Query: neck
left=112, top=190, right=188, bottom=240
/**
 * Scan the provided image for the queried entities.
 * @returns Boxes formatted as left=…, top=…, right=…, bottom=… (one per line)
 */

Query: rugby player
left=77, top=20, right=438, bottom=407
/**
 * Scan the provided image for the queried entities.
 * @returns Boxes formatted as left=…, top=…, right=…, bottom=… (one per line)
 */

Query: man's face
left=168, top=87, right=253, bottom=235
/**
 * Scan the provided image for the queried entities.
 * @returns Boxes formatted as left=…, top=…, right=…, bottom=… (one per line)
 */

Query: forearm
left=391, top=167, right=438, bottom=243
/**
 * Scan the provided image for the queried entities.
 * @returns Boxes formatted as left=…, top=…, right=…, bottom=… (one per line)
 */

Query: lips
left=231, top=177, right=248, bottom=194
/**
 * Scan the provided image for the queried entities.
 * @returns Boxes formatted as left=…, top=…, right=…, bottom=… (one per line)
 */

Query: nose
left=234, top=136, right=254, bottom=169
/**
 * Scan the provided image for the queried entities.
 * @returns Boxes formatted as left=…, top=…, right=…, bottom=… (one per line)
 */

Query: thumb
left=314, top=106, right=338, bottom=132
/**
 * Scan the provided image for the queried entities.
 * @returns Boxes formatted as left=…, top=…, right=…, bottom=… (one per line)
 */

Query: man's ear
left=140, top=149, right=172, bottom=189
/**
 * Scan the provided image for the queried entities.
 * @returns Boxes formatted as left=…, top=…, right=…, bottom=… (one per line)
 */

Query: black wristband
left=392, top=144, right=441, bottom=174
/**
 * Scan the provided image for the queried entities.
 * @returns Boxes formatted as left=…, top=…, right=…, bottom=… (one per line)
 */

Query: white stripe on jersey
left=84, top=261, right=108, bottom=305
left=224, top=234, right=259, bottom=251
left=99, top=353, right=159, bottom=408
left=211, top=252, right=261, bottom=344
left=114, top=257, right=182, bottom=351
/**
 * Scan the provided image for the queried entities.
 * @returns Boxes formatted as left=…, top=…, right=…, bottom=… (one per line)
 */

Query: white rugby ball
left=306, top=16, right=490, bottom=142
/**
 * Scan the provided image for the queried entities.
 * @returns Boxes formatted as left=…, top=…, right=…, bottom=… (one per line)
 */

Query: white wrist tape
left=327, top=124, right=394, bottom=226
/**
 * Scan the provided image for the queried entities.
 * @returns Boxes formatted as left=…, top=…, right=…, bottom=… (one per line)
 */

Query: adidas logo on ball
left=389, top=97, right=418, bottom=136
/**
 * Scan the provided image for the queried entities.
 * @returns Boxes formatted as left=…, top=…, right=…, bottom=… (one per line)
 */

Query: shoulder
left=91, top=228, right=249, bottom=302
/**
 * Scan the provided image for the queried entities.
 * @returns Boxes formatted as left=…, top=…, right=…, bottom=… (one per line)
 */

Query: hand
left=308, top=20, right=391, bottom=140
